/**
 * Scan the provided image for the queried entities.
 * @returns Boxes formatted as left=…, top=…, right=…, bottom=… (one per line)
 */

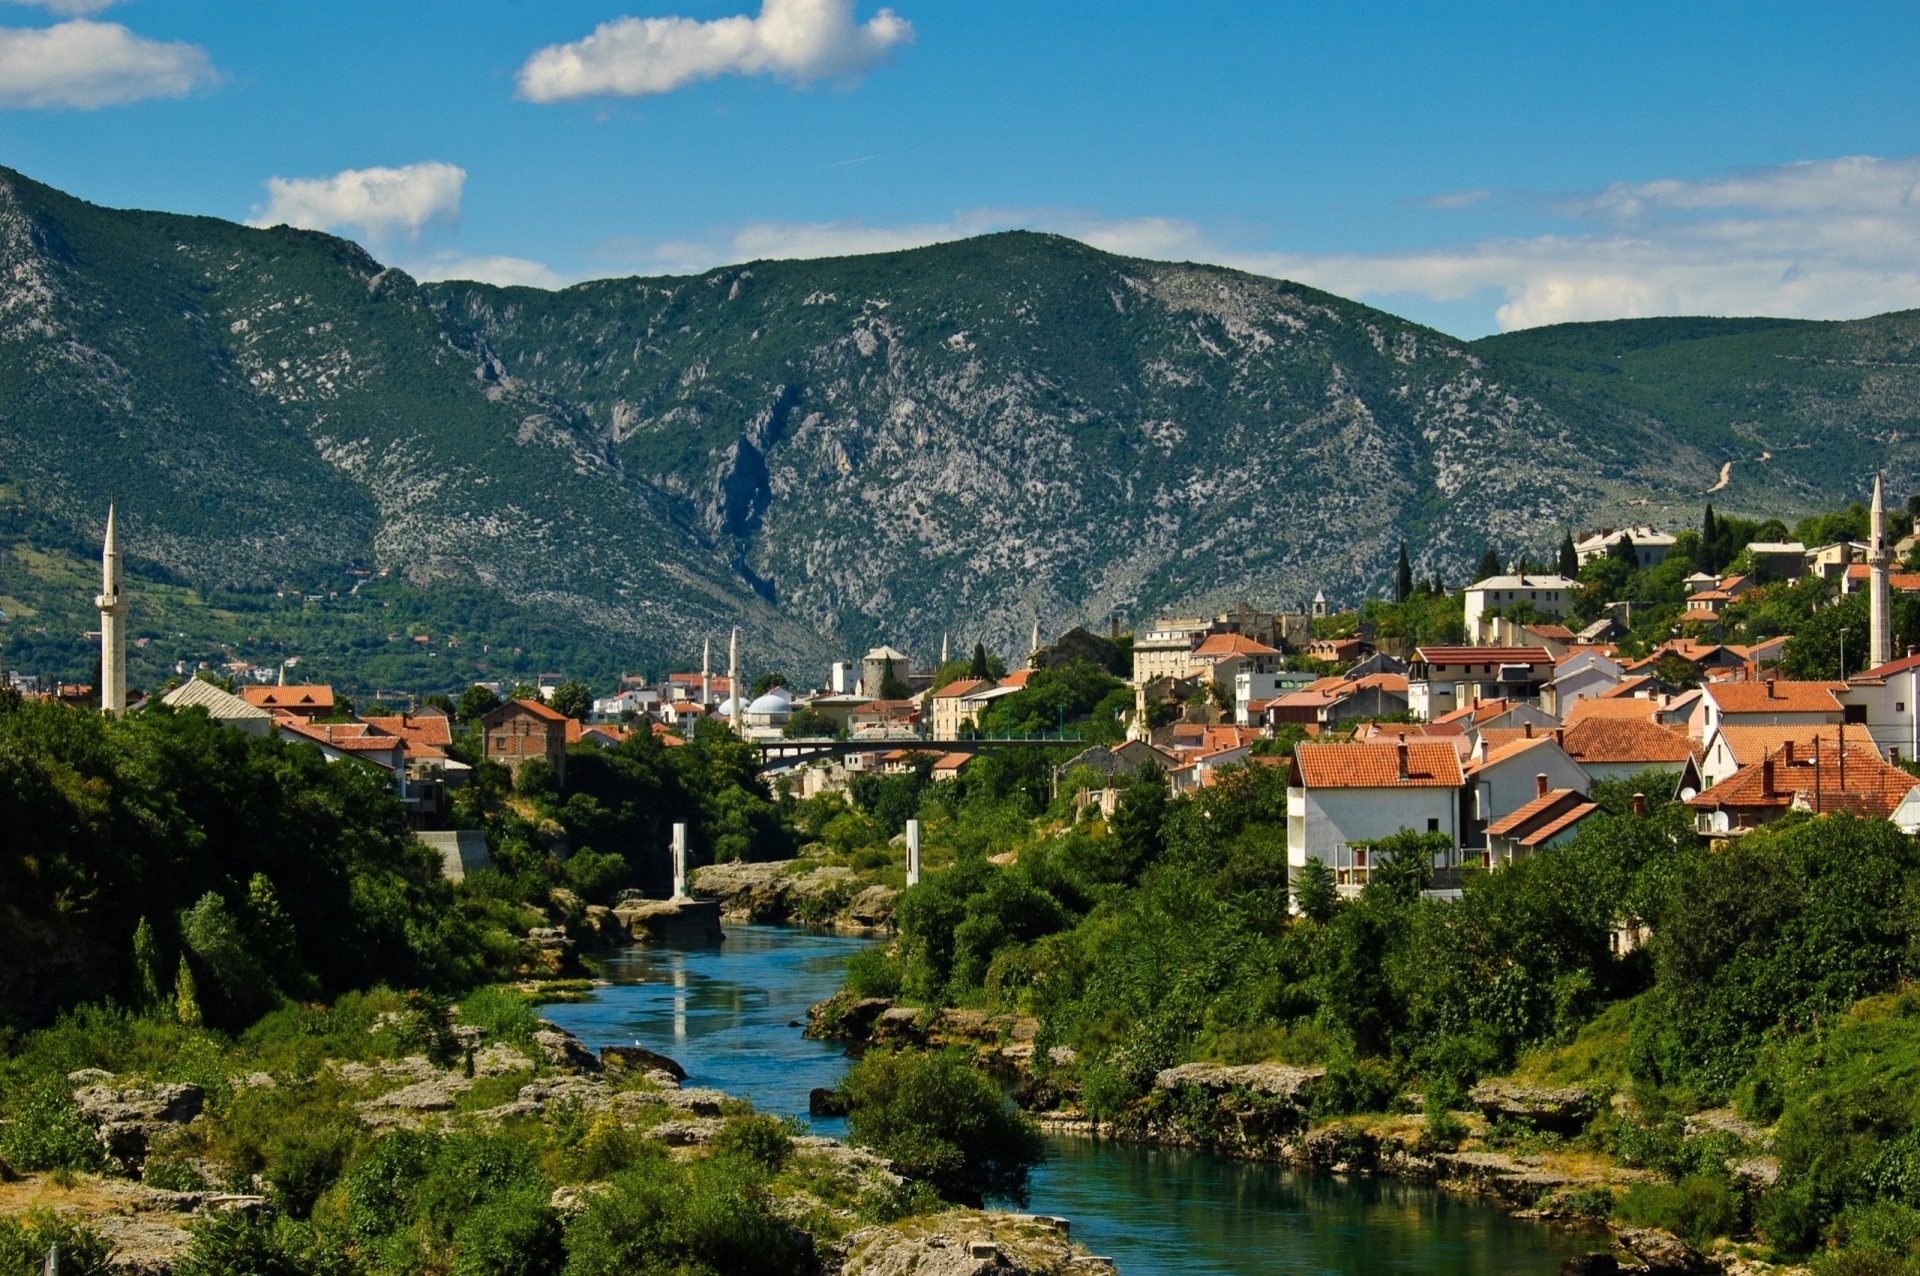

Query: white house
left=1692, top=680, right=1845, bottom=742
left=1461, top=732, right=1591, bottom=839
left=1843, top=652, right=1920, bottom=764
left=1541, top=650, right=1625, bottom=718
left=1131, top=617, right=1216, bottom=684
left=1574, top=527, right=1678, bottom=569
left=1462, top=575, right=1579, bottom=644
left=1697, top=723, right=1879, bottom=787
left=1408, top=646, right=1556, bottom=720
left=1484, top=783, right=1600, bottom=868
left=1288, top=741, right=1464, bottom=896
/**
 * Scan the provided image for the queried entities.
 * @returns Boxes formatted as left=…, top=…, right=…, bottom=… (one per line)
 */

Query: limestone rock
left=663, top=1087, right=729, bottom=1116
left=1152, top=1062, right=1325, bottom=1103
left=72, top=1080, right=205, bottom=1167
left=841, top=1210, right=1105, bottom=1275
left=533, top=1026, right=603, bottom=1074
left=805, top=993, right=894, bottom=1041
left=1612, top=1226, right=1713, bottom=1275
left=1469, top=1081, right=1600, bottom=1133
left=601, top=1044, right=687, bottom=1082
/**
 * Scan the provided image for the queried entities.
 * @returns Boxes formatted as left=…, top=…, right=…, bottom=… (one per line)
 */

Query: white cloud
left=0, top=18, right=217, bottom=109
left=249, top=162, right=467, bottom=242
left=407, top=253, right=571, bottom=290
left=517, top=0, right=912, bottom=102
left=2, top=0, right=122, bottom=15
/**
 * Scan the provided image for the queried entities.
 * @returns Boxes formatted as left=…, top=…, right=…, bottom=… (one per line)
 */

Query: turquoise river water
left=540, top=924, right=1598, bottom=1275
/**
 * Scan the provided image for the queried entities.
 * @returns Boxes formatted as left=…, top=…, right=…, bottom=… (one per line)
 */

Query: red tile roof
left=1294, top=741, right=1464, bottom=788
left=932, top=678, right=993, bottom=699
left=1485, top=788, right=1600, bottom=844
left=1564, top=696, right=1662, bottom=726
left=1711, top=723, right=1877, bottom=766
left=1415, top=646, right=1554, bottom=665
left=1562, top=717, right=1694, bottom=765
left=242, top=685, right=334, bottom=711
left=362, top=714, right=454, bottom=749
left=1689, top=743, right=1917, bottom=818
left=1464, top=734, right=1564, bottom=776
left=1706, top=681, right=1844, bottom=715
left=1194, top=633, right=1281, bottom=658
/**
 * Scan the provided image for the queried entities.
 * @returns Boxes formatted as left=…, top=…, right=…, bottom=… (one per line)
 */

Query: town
left=34, top=475, right=1920, bottom=906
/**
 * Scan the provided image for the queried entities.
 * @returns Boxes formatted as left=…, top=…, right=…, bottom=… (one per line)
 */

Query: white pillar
left=671, top=822, right=688, bottom=899
left=1870, top=474, right=1893, bottom=671
left=905, top=818, right=921, bottom=886
left=96, top=504, right=126, bottom=717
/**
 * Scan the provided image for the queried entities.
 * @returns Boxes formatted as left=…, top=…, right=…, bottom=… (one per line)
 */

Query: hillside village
left=29, top=476, right=1920, bottom=909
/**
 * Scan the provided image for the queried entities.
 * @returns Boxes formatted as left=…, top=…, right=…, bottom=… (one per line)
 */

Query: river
left=541, top=925, right=1596, bottom=1275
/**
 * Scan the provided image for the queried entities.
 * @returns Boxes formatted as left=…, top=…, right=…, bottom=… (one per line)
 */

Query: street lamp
left=1840, top=627, right=1850, bottom=681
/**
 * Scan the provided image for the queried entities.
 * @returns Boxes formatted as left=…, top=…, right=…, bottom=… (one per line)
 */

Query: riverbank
left=807, top=995, right=1803, bottom=1276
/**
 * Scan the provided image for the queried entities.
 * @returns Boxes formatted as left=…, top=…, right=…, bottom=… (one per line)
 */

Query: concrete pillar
left=905, top=818, right=921, bottom=887
left=672, top=822, right=688, bottom=899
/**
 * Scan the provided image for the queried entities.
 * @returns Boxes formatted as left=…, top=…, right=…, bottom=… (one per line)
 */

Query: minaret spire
left=941, top=631, right=950, bottom=665
left=702, top=637, right=711, bottom=707
left=728, top=627, right=743, bottom=732
left=1870, top=473, right=1893, bottom=671
left=96, top=505, right=127, bottom=716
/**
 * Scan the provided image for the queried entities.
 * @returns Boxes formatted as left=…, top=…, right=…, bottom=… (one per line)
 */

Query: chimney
left=1535, top=772, right=1549, bottom=799
left=1524, top=722, right=1534, bottom=739
left=1812, top=736, right=1823, bottom=813
left=1783, top=740, right=1794, bottom=764
left=1632, top=792, right=1648, bottom=817
left=1766, top=679, right=1777, bottom=699
left=1397, top=742, right=1411, bottom=781
left=1838, top=727, right=1847, bottom=794
left=1762, top=750, right=1774, bottom=798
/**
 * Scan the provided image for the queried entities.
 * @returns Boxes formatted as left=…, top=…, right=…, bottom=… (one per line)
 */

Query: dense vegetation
left=827, top=746, right=1920, bottom=1268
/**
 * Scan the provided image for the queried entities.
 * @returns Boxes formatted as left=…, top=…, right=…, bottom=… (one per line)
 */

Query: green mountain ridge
left=2, top=165, right=1918, bottom=688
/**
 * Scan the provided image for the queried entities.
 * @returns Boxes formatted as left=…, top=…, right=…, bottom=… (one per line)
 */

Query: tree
left=1395, top=542, right=1414, bottom=603
left=1362, top=828, right=1449, bottom=903
left=173, top=955, right=202, bottom=1029
left=548, top=679, right=592, bottom=721
left=839, top=1048, right=1047, bottom=1206
left=1702, top=504, right=1719, bottom=572
left=877, top=657, right=913, bottom=701
left=132, top=916, right=161, bottom=1011
left=1559, top=532, right=1580, bottom=578
left=782, top=707, right=841, bottom=739
left=458, top=684, right=502, bottom=722
left=1296, top=858, right=1337, bottom=923
left=750, top=672, right=789, bottom=697
left=1608, top=532, right=1638, bottom=566
left=970, top=642, right=991, bottom=680
left=1477, top=548, right=1502, bottom=581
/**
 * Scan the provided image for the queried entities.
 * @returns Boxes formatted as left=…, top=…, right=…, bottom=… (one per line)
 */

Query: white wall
left=1288, top=784, right=1460, bottom=874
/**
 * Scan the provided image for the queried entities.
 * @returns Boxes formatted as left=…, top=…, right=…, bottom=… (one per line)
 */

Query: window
left=1899, top=702, right=1907, bottom=713
left=1846, top=704, right=1869, bottom=725
left=1427, top=818, right=1439, bottom=832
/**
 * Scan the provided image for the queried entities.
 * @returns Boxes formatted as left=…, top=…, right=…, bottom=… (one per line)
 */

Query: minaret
left=941, top=632, right=950, bottom=665
left=1870, top=474, right=1893, bottom=671
left=96, top=505, right=127, bottom=716
left=728, top=627, right=743, bottom=732
left=701, top=638, right=711, bottom=707
left=1030, top=620, right=1040, bottom=660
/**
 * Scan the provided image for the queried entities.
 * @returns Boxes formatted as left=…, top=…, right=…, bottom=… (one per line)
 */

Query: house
left=241, top=684, right=335, bottom=720
left=1696, top=723, right=1880, bottom=787
left=1805, top=541, right=1859, bottom=582
left=1462, top=575, right=1578, bottom=643
left=1540, top=650, right=1625, bottom=718
left=1193, top=633, right=1284, bottom=690
left=1462, top=731, right=1591, bottom=842
left=277, top=719, right=410, bottom=805
left=1745, top=542, right=1809, bottom=581
left=161, top=678, right=275, bottom=736
left=666, top=672, right=731, bottom=704
left=1687, top=737, right=1920, bottom=837
left=930, top=678, right=994, bottom=738
left=850, top=699, right=922, bottom=738
left=1288, top=742, right=1465, bottom=896
left=1484, top=779, right=1601, bottom=868
left=1844, top=651, right=1920, bottom=763
left=480, top=699, right=571, bottom=782
left=1408, top=647, right=1555, bottom=720
left=1574, top=527, right=1677, bottom=569
left=1304, top=637, right=1367, bottom=665
left=591, top=688, right=658, bottom=722
left=1260, top=674, right=1408, bottom=729
left=797, top=692, right=870, bottom=732
left=1561, top=716, right=1695, bottom=783
left=1131, top=617, right=1218, bottom=684
left=363, top=710, right=468, bottom=816
left=1692, top=679, right=1845, bottom=742
left=1841, top=563, right=1920, bottom=596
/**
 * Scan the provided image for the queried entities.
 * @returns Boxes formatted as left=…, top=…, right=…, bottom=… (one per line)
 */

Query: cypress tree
left=1477, top=548, right=1502, bottom=581
left=1395, top=542, right=1413, bottom=603
left=1702, top=505, right=1719, bottom=573
left=174, top=956, right=202, bottom=1029
left=1559, top=532, right=1579, bottom=577
left=969, top=642, right=990, bottom=680
left=133, top=917, right=161, bottom=1011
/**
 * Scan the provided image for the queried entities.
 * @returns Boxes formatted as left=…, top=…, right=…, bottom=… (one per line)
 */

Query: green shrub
left=0, top=1209, right=115, bottom=1276
left=839, top=1048, right=1045, bottom=1207
left=0, top=1079, right=109, bottom=1173
left=713, top=1115, right=794, bottom=1172
left=1312, top=1058, right=1398, bottom=1119
left=144, top=1154, right=211, bottom=1192
left=173, top=1211, right=314, bottom=1276
left=457, top=986, right=543, bottom=1051
left=449, top=1184, right=562, bottom=1276
left=561, top=1159, right=810, bottom=1276
left=842, top=946, right=902, bottom=1000
left=1615, top=1174, right=1742, bottom=1247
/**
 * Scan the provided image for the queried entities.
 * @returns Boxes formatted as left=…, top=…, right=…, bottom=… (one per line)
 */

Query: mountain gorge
left=2, top=165, right=1919, bottom=680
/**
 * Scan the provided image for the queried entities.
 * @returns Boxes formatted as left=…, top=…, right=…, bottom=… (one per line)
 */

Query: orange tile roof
left=1294, top=741, right=1464, bottom=788
left=1527, top=624, right=1578, bottom=641
left=279, top=719, right=403, bottom=757
left=1562, top=717, right=1694, bottom=765
left=999, top=669, right=1034, bottom=689
left=1415, top=647, right=1554, bottom=665
left=1707, top=681, right=1844, bottom=715
left=1564, top=696, right=1662, bottom=726
left=1679, top=608, right=1724, bottom=624
left=362, top=714, right=454, bottom=749
left=1711, top=723, right=1877, bottom=766
left=1599, top=675, right=1657, bottom=699
left=1195, top=633, right=1281, bottom=658
left=503, top=697, right=570, bottom=722
left=1434, top=698, right=1518, bottom=727
left=1464, top=733, right=1563, bottom=776
left=242, top=685, right=335, bottom=711
left=1485, top=788, right=1599, bottom=843
left=1689, top=744, right=1917, bottom=818
left=932, top=678, right=993, bottom=699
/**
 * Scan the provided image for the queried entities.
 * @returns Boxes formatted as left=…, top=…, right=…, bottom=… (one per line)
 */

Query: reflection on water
left=540, top=926, right=1599, bottom=1276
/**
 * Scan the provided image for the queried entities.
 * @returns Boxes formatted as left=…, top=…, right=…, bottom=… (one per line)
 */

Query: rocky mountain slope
left=1, top=165, right=1915, bottom=675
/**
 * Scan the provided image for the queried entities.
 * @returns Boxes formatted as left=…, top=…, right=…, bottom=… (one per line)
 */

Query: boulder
left=1469, top=1081, right=1600, bottom=1134
left=533, top=1027, right=603, bottom=1074
left=612, top=897, right=726, bottom=943
left=72, top=1081, right=205, bottom=1167
left=805, top=993, right=893, bottom=1041
left=600, top=1044, right=687, bottom=1082
left=663, top=1087, right=729, bottom=1116
left=1611, top=1226, right=1712, bottom=1275
left=1151, top=1063, right=1325, bottom=1103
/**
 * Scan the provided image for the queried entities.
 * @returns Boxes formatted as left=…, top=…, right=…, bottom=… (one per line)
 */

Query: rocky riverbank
left=690, top=859, right=897, bottom=931
left=1, top=1010, right=1105, bottom=1275
left=806, top=996, right=1803, bottom=1276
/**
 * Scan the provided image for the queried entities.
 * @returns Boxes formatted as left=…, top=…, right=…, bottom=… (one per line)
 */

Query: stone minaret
left=701, top=637, right=711, bottom=706
left=728, top=627, right=743, bottom=732
left=96, top=505, right=127, bottom=716
left=1870, top=474, right=1893, bottom=671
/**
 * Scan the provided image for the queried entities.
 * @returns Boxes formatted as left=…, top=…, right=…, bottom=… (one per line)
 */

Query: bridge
left=754, top=733, right=1087, bottom=768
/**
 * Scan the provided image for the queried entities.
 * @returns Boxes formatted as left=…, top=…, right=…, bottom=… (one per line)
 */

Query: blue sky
left=2, top=0, right=1917, bottom=336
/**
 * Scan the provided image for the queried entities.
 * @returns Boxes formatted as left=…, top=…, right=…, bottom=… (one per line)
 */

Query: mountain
left=1, top=165, right=1916, bottom=686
